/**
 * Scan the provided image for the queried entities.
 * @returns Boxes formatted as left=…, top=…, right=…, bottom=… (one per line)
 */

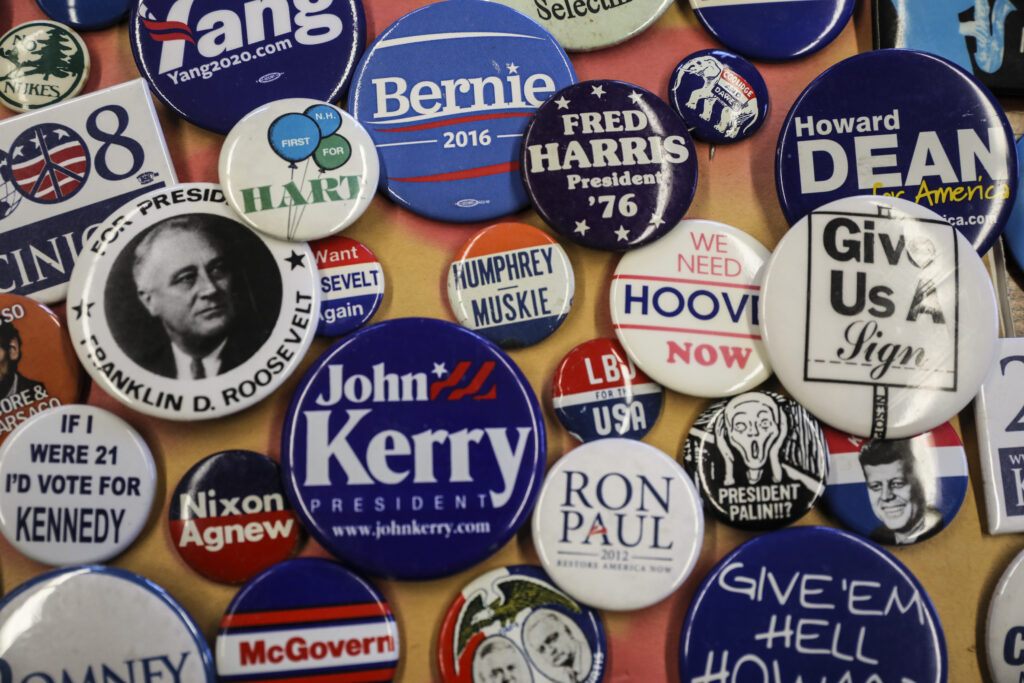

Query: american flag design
left=9, top=123, right=90, bottom=203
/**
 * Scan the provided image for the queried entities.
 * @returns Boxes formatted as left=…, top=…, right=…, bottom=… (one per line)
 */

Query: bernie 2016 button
left=447, top=222, right=574, bottom=348
left=758, top=195, right=998, bottom=439
left=776, top=49, right=1017, bottom=255
left=669, top=49, right=769, bottom=144
left=823, top=422, right=968, bottom=546
left=438, top=565, right=607, bottom=683
left=522, top=80, right=697, bottom=251
left=311, top=234, right=385, bottom=337
left=0, top=21, right=89, bottom=113
left=36, top=0, right=131, bottom=31
left=489, top=0, right=674, bottom=51
left=281, top=317, right=546, bottom=580
left=987, top=548, right=1024, bottom=683
left=684, top=390, right=828, bottom=531
left=551, top=337, right=663, bottom=442
left=347, top=0, right=576, bottom=223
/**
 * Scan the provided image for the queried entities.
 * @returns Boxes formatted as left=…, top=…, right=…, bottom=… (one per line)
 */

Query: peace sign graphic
left=10, top=123, right=91, bottom=203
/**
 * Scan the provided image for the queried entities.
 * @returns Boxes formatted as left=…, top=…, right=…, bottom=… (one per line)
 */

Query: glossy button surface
left=1002, top=134, right=1024, bottom=271
left=490, top=0, right=673, bottom=51
left=669, top=49, right=769, bottom=144
left=311, top=234, right=385, bottom=337
left=987, top=548, right=1024, bottom=683
left=0, top=21, right=89, bottom=112
left=36, top=0, right=131, bottom=30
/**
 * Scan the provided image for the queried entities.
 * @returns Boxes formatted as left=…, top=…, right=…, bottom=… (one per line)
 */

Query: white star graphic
left=11, top=145, right=22, bottom=159
left=507, top=63, right=519, bottom=74
left=554, top=96, right=570, bottom=110
left=615, top=226, right=630, bottom=241
left=628, top=90, right=644, bottom=105
left=574, top=220, right=590, bottom=235
left=55, top=128, right=69, bottom=139
left=591, top=84, right=606, bottom=98
left=649, top=213, right=665, bottom=228
left=29, top=136, right=39, bottom=149
left=431, top=362, right=448, bottom=378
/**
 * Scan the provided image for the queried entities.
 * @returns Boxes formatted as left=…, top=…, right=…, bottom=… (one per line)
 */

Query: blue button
left=36, top=0, right=130, bottom=30
left=1002, top=135, right=1024, bottom=270
left=669, top=49, right=769, bottom=144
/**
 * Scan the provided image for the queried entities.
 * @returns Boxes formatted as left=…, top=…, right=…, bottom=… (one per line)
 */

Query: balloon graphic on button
left=268, top=113, right=321, bottom=168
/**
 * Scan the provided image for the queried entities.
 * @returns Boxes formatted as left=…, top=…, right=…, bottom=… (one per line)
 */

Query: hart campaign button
left=522, top=80, right=697, bottom=251
left=551, top=337, right=663, bottom=442
left=36, top=0, right=131, bottom=30
left=281, top=317, right=546, bottom=580
left=0, top=21, right=89, bottom=113
left=347, top=0, right=577, bottom=223
left=311, top=234, right=385, bottom=336
left=489, top=0, right=674, bottom=51
left=987, top=548, right=1024, bottom=683
left=669, top=49, right=769, bottom=144
left=447, top=222, right=574, bottom=348
left=758, top=195, right=998, bottom=439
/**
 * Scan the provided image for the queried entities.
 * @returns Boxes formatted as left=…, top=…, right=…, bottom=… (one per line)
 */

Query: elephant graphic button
left=669, top=49, right=769, bottom=144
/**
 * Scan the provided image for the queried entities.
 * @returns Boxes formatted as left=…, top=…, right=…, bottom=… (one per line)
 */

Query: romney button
left=36, top=0, right=131, bottom=30
left=669, top=49, right=769, bottom=144
left=311, top=234, right=385, bottom=337
left=0, top=21, right=89, bottom=113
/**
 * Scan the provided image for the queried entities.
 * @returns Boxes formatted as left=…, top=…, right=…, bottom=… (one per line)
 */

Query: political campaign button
left=683, top=390, right=828, bottom=531
left=669, top=49, right=769, bottom=144
left=1002, top=135, right=1024, bottom=271
left=438, top=565, right=607, bottom=683
left=282, top=317, right=546, bottom=580
left=678, top=526, right=947, bottom=683
left=823, top=422, right=967, bottom=546
left=67, top=182, right=320, bottom=421
left=610, top=219, right=771, bottom=397
left=0, top=21, right=89, bottom=113
left=216, top=558, right=399, bottom=681
left=36, top=0, right=131, bottom=31
left=0, top=565, right=215, bottom=681
left=311, top=234, right=384, bottom=337
left=522, top=80, right=697, bottom=251
left=551, top=337, right=662, bottom=442
left=776, top=49, right=1017, bottom=255
left=759, top=195, right=998, bottom=439
left=447, top=222, right=574, bottom=348
left=531, top=437, right=703, bottom=610
left=347, top=0, right=577, bottom=223
left=987, top=548, right=1024, bottom=682
left=489, top=0, right=672, bottom=51
left=688, top=0, right=854, bottom=61
left=130, top=0, right=366, bottom=135
left=0, top=405, right=156, bottom=566
left=219, top=99, right=379, bottom=242
left=169, top=450, right=301, bottom=584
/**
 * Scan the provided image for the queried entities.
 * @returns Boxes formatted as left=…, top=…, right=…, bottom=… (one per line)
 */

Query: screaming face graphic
left=716, top=393, right=786, bottom=485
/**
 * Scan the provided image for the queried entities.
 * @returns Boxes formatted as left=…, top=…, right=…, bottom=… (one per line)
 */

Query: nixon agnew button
left=531, top=437, right=703, bottom=611
left=438, top=565, right=607, bottom=683
left=36, top=0, right=131, bottom=31
left=0, top=21, right=89, bottom=113
left=67, top=183, right=319, bottom=421
left=551, top=337, right=663, bottom=442
left=776, top=49, right=1017, bottom=255
left=347, top=0, right=576, bottom=223
left=130, top=0, right=366, bottom=135
left=219, top=99, right=379, bottom=242
left=669, top=49, right=769, bottom=144
left=0, top=566, right=215, bottom=682
left=281, top=317, right=546, bottom=580
left=610, top=219, right=771, bottom=398
left=521, top=80, right=697, bottom=251
left=447, top=222, right=574, bottom=348
left=216, top=558, right=399, bottom=682
left=758, top=195, right=998, bottom=439
left=987, top=548, right=1024, bottom=683
left=311, top=234, right=385, bottom=337
left=489, top=0, right=673, bottom=51
left=678, top=527, right=947, bottom=683
left=683, top=390, right=828, bottom=531
left=169, top=450, right=301, bottom=584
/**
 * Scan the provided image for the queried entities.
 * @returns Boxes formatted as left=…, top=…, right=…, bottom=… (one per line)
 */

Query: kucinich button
left=551, top=337, right=663, bottom=442
left=438, top=565, right=607, bottom=683
left=219, top=99, right=379, bottom=242
left=282, top=317, right=546, bottom=580
left=216, top=558, right=399, bottom=682
left=0, top=405, right=155, bottom=566
left=610, top=219, right=771, bottom=397
left=522, top=80, right=697, bottom=251
left=823, top=422, right=968, bottom=545
left=347, top=0, right=577, bottom=223
left=0, top=21, right=89, bottom=113
left=0, top=566, right=215, bottom=681
left=447, top=222, right=574, bottom=348
left=531, top=437, right=703, bottom=610
left=776, top=49, right=1017, bottom=255
left=130, top=0, right=366, bottom=135
left=987, top=548, right=1024, bottom=683
left=759, top=195, right=998, bottom=439
left=169, top=450, right=302, bottom=584
left=679, top=526, right=947, bottom=683
left=36, top=0, right=130, bottom=31
left=669, top=49, right=769, bottom=144
left=67, top=182, right=320, bottom=421
left=489, top=0, right=673, bottom=51
left=684, top=390, right=828, bottom=531
left=311, top=234, right=385, bottom=337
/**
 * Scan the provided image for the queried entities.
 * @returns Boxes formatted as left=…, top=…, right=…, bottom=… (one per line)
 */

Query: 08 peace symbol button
left=669, top=49, right=769, bottom=144
left=0, top=21, right=90, bottom=113
left=987, top=548, right=1024, bottom=683
left=311, top=235, right=385, bottom=336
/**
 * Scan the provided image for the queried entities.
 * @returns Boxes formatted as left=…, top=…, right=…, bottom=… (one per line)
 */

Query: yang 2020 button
left=281, top=317, right=546, bottom=579
left=669, top=49, right=769, bottom=144
left=312, top=234, right=385, bottom=336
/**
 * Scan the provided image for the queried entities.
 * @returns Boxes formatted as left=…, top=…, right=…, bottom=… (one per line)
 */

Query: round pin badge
left=36, top=0, right=131, bottom=31
left=610, top=219, right=771, bottom=397
left=669, top=49, right=769, bottom=144
left=776, top=49, right=1017, bottom=255
left=216, top=558, right=400, bottom=682
left=551, top=337, right=663, bottom=442
left=489, top=0, right=673, bottom=51
left=1002, top=134, right=1024, bottom=271
left=0, top=21, right=90, bottom=113
left=347, top=0, right=577, bottom=223
left=823, top=422, right=967, bottom=546
left=987, top=548, right=1024, bottom=683
left=438, top=565, right=607, bottom=683
left=282, top=317, right=546, bottom=580
left=67, top=183, right=320, bottom=421
left=758, top=195, right=998, bottom=439
left=311, top=234, right=385, bottom=337
left=531, top=437, right=703, bottom=611
left=447, top=222, right=574, bottom=348
left=169, top=450, right=302, bottom=584
left=678, top=526, right=947, bottom=683
left=522, top=80, right=698, bottom=251
left=130, top=0, right=366, bottom=135
left=0, top=566, right=215, bottom=682
left=684, top=390, right=828, bottom=531
left=219, top=99, right=379, bottom=242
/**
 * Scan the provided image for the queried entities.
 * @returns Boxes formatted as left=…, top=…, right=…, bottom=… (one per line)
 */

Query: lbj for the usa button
left=312, top=234, right=385, bottom=337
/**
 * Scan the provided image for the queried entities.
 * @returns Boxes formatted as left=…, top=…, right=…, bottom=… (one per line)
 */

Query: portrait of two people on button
left=473, top=608, right=593, bottom=683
